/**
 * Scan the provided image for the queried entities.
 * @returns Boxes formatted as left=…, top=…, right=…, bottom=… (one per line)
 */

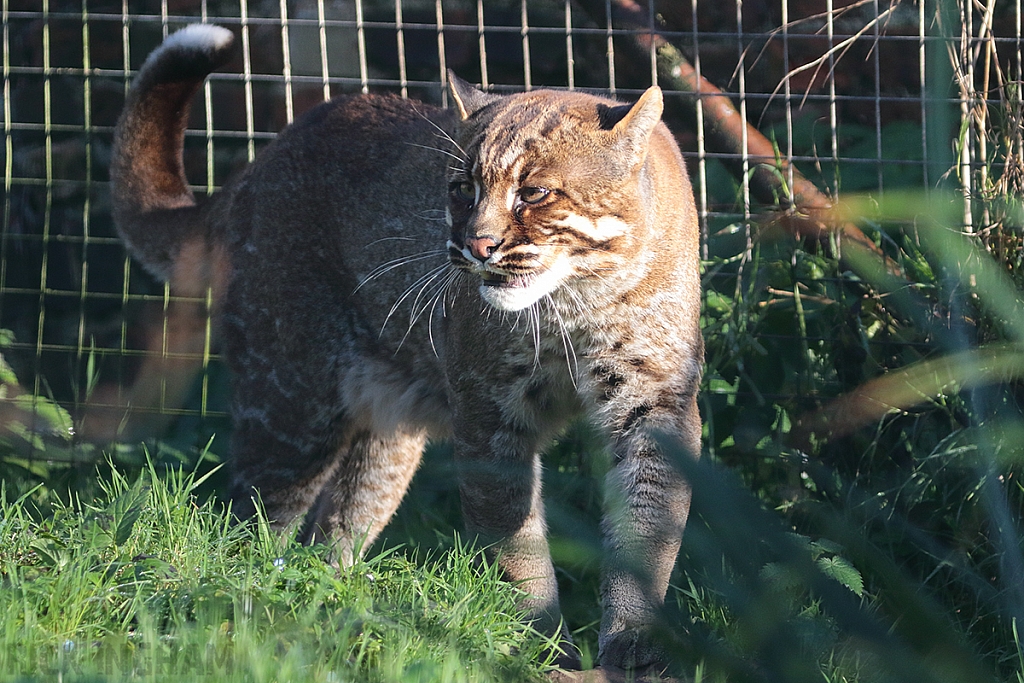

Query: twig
left=767, top=2, right=900, bottom=110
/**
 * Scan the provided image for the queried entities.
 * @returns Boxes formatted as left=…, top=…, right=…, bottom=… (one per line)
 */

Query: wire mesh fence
left=0, top=0, right=1020, bottom=462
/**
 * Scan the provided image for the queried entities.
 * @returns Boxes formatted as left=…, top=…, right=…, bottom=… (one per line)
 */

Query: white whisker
left=410, top=105, right=470, bottom=161
left=413, top=209, right=449, bottom=220
left=398, top=265, right=455, bottom=351
left=427, top=120, right=469, bottom=160
left=432, top=130, right=468, bottom=159
left=365, top=236, right=419, bottom=246
left=382, top=263, right=452, bottom=338
left=530, top=304, right=541, bottom=369
left=426, top=269, right=460, bottom=356
left=545, top=294, right=579, bottom=387
left=405, top=142, right=467, bottom=165
left=355, top=250, right=447, bottom=292
left=408, top=265, right=453, bottom=328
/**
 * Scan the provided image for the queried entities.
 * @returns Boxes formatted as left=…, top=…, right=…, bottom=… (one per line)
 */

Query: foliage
left=672, top=174, right=1024, bottom=682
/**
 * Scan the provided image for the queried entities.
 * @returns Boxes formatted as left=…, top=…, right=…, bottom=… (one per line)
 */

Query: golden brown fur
left=110, top=25, right=703, bottom=672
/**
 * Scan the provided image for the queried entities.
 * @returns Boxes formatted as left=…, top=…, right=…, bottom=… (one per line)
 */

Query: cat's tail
left=82, top=25, right=234, bottom=444
left=110, top=24, right=234, bottom=282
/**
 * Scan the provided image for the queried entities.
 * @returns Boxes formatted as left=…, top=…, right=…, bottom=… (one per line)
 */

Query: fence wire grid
left=0, top=0, right=1021, bottom=460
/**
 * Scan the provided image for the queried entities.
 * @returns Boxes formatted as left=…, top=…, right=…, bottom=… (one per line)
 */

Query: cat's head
left=444, top=74, right=665, bottom=312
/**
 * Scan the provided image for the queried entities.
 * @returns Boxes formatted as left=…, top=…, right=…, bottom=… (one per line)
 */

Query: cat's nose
left=465, top=236, right=501, bottom=261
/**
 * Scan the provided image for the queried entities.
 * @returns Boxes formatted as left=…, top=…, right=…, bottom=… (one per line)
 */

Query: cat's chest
left=447, top=307, right=627, bottom=417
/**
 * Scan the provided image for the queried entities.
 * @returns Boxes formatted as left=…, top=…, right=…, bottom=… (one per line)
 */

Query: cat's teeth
left=480, top=271, right=512, bottom=286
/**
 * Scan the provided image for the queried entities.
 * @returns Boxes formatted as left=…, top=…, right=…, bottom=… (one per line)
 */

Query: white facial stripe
left=550, top=213, right=629, bottom=242
left=595, top=215, right=630, bottom=238
left=445, top=206, right=453, bottom=227
left=511, top=158, right=525, bottom=181
left=498, top=145, right=519, bottom=171
left=506, top=186, right=517, bottom=211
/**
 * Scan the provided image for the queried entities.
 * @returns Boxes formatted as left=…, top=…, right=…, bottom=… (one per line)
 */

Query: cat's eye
left=518, top=186, right=550, bottom=205
left=450, top=181, right=477, bottom=205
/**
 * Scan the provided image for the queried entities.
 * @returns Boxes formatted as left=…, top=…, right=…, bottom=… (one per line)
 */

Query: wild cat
left=111, top=24, right=703, bottom=671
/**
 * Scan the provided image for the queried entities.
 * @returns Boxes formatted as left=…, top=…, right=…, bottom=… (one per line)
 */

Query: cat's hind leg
left=301, top=429, right=427, bottom=565
left=227, top=399, right=346, bottom=529
left=225, top=339, right=352, bottom=530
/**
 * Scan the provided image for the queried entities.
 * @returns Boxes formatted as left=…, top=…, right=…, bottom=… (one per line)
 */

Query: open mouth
left=480, top=271, right=525, bottom=288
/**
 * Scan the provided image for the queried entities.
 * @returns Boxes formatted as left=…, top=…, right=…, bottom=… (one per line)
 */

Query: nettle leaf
left=82, top=517, right=115, bottom=551
left=28, top=537, right=68, bottom=569
left=816, top=556, right=864, bottom=596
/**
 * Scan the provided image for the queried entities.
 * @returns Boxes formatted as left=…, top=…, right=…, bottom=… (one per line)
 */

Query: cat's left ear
left=612, top=86, right=664, bottom=161
left=448, top=71, right=497, bottom=120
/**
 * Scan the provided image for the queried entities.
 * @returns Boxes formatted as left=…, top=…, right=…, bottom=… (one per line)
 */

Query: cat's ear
left=448, top=71, right=496, bottom=120
left=612, top=86, right=664, bottom=161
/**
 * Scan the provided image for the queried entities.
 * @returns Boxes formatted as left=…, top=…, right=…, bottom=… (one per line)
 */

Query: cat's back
left=228, top=92, right=455, bottom=244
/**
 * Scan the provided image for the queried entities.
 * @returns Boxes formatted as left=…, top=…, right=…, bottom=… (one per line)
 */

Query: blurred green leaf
left=797, top=342, right=1024, bottom=442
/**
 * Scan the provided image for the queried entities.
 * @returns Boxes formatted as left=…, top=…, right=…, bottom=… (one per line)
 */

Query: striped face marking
left=506, top=186, right=518, bottom=212
left=445, top=89, right=658, bottom=314
left=550, top=213, right=629, bottom=242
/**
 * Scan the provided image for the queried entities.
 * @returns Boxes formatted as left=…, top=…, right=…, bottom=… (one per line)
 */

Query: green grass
left=0, top=461, right=554, bottom=682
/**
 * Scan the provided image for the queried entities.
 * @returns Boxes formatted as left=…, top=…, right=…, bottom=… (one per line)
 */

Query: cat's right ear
left=611, top=86, right=664, bottom=159
left=448, top=72, right=496, bottom=120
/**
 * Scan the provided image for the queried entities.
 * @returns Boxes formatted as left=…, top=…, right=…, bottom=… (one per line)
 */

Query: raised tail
left=82, top=25, right=234, bottom=444
left=110, top=24, right=234, bottom=282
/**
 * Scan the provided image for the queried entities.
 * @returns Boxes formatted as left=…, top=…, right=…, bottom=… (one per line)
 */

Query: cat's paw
left=547, top=665, right=681, bottom=683
left=549, top=641, right=582, bottom=671
left=597, top=627, right=665, bottom=671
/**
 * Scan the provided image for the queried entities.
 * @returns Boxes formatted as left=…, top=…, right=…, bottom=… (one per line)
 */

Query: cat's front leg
left=452, top=424, right=565, bottom=635
left=444, top=292, right=579, bottom=658
left=446, top=360, right=579, bottom=665
left=598, top=394, right=699, bottom=671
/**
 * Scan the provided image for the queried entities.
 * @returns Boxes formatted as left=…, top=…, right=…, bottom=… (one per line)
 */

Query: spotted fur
left=112, top=25, right=703, bottom=672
